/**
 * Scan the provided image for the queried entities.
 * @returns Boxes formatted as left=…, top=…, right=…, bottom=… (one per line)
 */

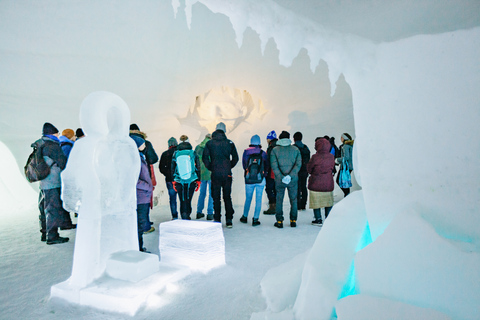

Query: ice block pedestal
left=50, top=251, right=190, bottom=316
left=159, top=220, right=226, bottom=273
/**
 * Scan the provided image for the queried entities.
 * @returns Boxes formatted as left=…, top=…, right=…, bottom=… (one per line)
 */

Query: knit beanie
left=180, top=134, right=189, bottom=143
left=279, top=131, right=290, bottom=140
left=216, top=122, right=226, bottom=133
left=266, top=130, right=277, bottom=140
left=42, top=122, right=59, bottom=136
left=131, top=135, right=145, bottom=148
left=76, top=128, right=84, bottom=138
left=168, top=137, right=178, bottom=147
left=62, top=129, right=75, bottom=140
left=250, top=134, right=261, bottom=146
left=130, top=123, right=140, bottom=131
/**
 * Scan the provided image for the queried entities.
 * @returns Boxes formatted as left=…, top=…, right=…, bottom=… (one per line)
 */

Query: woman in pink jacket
left=307, top=137, right=335, bottom=226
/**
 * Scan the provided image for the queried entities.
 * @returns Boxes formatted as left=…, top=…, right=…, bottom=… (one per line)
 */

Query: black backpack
left=24, top=140, right=51, bottom=183
left=244, top=152, right=264, bottom=184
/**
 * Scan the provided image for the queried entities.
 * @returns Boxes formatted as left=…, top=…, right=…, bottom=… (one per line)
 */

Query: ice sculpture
left=159, top=220, right=226, bottom=273
left=50, top=92, right=166, bottom=313
left=59, top=91, right=141, bottom=288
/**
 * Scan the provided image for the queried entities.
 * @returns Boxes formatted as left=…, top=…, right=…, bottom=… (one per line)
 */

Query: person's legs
left=206, top=180, right=214, bottom=215
left=342, top=188, right=350, bottom=197
left=185, top=182, right=196, bottom=219
left=196, top=180, right=208, bottom=214
left=313, top=208, right=321, bottom=220
left=325, top=206, right=332, bottom=219
left=211, top=178, right=222, bottom=222
left=137, top=203, right=150, bottom=250
left=275, top=183, right=286, bottom=222
left=223, top=176, right=234, bottom=222
left=298, top=173, right=308, bottom=210
left=253, top=179, right=266, bottom=220
left=287, top=182, right=299, bottom=222
left=43, top=188, right=63, bottom=242
left=177, top=183, right=189, bottom=220
left=38, top=190, right=46, bottom=241
left=166, top=181, right=178, bottom=219
left=243, top=183, right=255, bottom=218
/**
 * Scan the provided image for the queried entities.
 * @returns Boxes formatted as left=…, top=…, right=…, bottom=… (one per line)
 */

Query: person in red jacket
left=307, top=137, right=335, bottom=226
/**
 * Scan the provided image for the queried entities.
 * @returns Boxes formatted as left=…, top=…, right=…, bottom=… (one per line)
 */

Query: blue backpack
left=173, top=149, right=197, bottom=184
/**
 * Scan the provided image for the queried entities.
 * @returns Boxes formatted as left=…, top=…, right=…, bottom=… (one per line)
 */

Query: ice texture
left=159, top=220, right=226, bottom=273
left=58, top=91, right=140, bottom=288
left=335, top=295, right=452, bottom=320
left=106, top=250, right=159, bottom=283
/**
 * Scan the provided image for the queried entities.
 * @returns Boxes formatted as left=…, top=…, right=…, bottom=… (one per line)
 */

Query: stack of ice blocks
left=159, top=220, right=225, bottom=273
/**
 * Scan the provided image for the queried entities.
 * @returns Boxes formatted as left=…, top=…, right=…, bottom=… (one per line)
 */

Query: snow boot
left=252, top=218, right=261, bottom=226
left=240, top=215, right=248, bottom=223
left=263, top=203, right=276, bottom=215
left=274, top=221, right=283, bottom=229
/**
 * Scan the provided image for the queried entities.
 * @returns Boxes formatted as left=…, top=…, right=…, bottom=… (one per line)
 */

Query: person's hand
left=172, top=181, right=178, bottom=192
left=195, top=180, right=201, bottom=192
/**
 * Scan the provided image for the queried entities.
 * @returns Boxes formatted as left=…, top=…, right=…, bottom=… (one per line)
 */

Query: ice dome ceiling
left=270, top=0, right=480, bottom=42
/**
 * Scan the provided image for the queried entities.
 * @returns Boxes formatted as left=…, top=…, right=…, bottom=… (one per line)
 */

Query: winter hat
left=293, top=132, right=303, bottom=141
left=131, top=135, right=145, bottom=148
left=76, top=128, right=84, bottom=138
left=250, top=134, right=261, bottom=146
left=180, top=134, right=189, bottom=142
left=168, top=137, right=178, bottom=147
left=62, top=129, right=75, bottom=140
left=266, top=130, right=277, bottom=140
left=42, top=122, right=59, bottom=136
left=130, top=123, right=140, bottom=131
left=342, top=133, right=352, bottom=141
left=216, top=122, right=226, bottom=133
left=279, top=131, right=290, bottom=140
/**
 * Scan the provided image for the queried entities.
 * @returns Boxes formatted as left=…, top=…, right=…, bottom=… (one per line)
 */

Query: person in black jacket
left=202, top=122, right=239, bottom=228
left=293, top=132, right=311, bottom=210
left=159, top=137, right=179, bottom=219
left=36, top=122, right=73, bottom=244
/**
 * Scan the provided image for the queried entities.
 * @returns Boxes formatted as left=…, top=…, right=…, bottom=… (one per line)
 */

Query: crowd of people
left=30, top=121, right=354, bottom=252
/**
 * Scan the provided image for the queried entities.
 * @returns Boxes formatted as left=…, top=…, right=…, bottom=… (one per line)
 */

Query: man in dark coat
left=293, top=131, right=311, bottom=211
left=159, top=137, right=179, bottom=219
left=270, top=131, right=302, bottom=228
left=36, top=122, right=72, bottom=244
left=202, top=122, right=239, bottom=227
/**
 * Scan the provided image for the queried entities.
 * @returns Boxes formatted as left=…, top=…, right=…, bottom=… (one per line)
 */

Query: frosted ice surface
left=59, top=91, right=140, bottom=289
left=106, top=250, right=159, bottom=283
left=355, top=211, right=480, bottom=320
left=335, top=295, right=452, bottom=320
left=159, top=220, right=225, bottom=273
left=292, top=191, right=368, bottom=320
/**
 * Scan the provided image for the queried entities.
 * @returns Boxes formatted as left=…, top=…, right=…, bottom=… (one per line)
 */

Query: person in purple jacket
left=131, top=135, right=154, bottom=252
left=239, top=135, right=269, bottom=226
left=307, top=137, right=336, bottom=226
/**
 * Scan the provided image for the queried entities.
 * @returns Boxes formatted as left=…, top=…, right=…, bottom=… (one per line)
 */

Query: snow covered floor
left=0, top=203, right=323, bottom=320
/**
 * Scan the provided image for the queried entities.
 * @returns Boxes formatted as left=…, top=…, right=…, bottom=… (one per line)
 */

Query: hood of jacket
left=344, top=139, right=354, bottom=146
left=315, top=138, right=331, bottom=154
left=177, top=141, right=193, bottom=151
left=212, top=129, right=227, bottom=141
left=199, top=136, right=211, bottom=148
left=276, top=138, right=291, bottom=147
left=130, top=130, right=147, bottom=139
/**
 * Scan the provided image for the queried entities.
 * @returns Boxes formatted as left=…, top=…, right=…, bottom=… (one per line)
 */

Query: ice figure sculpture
left=59, top=91, right=141, bottom=288
left=159, top=220, right=226, bottom=273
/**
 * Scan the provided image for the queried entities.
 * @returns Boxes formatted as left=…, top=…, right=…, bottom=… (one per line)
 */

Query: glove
left=172, top=181, right=178, bottom=192
left=282, top=175, right=291, bottom=185
left=195, top=180, right=201, bottom=192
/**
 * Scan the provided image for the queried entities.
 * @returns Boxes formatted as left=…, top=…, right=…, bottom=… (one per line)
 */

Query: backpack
left=24, top=140, right=51, bottom=183
left=244, top=152, right=264, bottom=184
left=174, top=149, right=197, bottom=184
left=333, top=144, right=341, bottom=158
